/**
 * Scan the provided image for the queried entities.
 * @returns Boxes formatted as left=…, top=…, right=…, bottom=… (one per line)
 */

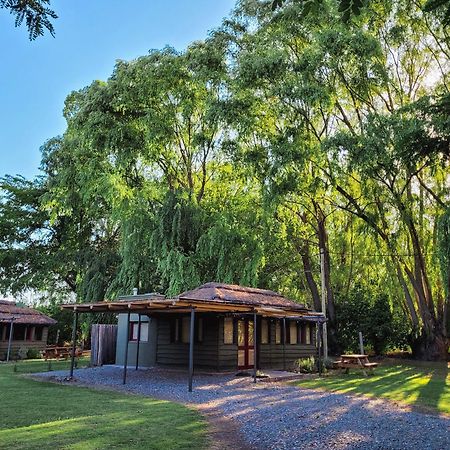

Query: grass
left=0, top=358, right=207, bottom=449
left=294, top=361, right=449, bottom=415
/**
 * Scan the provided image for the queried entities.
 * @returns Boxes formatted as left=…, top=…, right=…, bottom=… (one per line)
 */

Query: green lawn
left=294, top=361, right=449, bottom=415
left=0, top=359, right=207, bottom=449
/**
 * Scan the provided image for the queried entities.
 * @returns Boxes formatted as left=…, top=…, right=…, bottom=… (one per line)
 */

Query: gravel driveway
left=35, top=366, right=449, bottom=450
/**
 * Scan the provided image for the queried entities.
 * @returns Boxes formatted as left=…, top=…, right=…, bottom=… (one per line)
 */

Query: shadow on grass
left=0, top=361, right=207, bottom=450
left=413, top=363, right=448, bottom=414
left=295, top=364, right=449, bottom=415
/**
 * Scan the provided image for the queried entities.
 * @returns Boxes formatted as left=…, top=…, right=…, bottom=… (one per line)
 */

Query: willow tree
left=222, top=0, right=449, bottom=358
left=42, top=40, right=267, bottom=298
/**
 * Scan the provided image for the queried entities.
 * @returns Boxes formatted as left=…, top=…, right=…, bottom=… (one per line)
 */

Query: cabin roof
left=61, top=283, right=325, bottom=321
left=0, top=300, right=57, bottom=325
left=178, top=283, right=307, bottom=311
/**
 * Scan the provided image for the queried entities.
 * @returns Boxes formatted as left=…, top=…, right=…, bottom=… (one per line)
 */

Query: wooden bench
left=42, top=346, right=82, bottom=360
left=335, top=355, right=378, bottom=376
left=363, top=362, right=378, bottom=370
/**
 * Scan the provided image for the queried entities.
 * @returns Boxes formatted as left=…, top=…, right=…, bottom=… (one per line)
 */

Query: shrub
left=335, top=284, right=410, bottom=355
left=26, top=348, right=41, bottom=359
left=293, top=356, right=316, bottom=373
left=322, top=357, right=334, bottom=370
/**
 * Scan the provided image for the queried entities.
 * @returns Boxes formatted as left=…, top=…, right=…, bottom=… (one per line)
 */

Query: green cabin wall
left=115, top=313, right=157, bottom=368
left=115, top=313, right=317, bottom=371
left=156, top=314, right=220, bottom=369
left=258, top=319, right=317, bottom=370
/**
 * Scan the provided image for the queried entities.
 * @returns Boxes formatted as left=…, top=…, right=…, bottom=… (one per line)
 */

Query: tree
left=272, top=0, right=450, bottom=26
left=221, top=0, right=449, bottom=358
left=1, top=0, right=57, bottom=39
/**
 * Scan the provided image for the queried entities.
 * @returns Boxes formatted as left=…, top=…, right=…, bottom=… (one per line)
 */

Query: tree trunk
left=411, top=330, right=448, bottom=361
left=299, top=241, right=322, bottom=312
left=314, top=202, right=339, bottom=354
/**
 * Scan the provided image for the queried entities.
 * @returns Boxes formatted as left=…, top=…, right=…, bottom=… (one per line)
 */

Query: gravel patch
left=35, top=366, right=450, bottom=450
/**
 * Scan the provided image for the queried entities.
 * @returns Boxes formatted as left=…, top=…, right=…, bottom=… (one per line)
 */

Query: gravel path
left=35, top=366, right=449, bottom=450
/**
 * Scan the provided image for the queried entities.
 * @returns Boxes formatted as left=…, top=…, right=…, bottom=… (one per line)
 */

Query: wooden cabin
left=112, top=283, right=319, bottom=372
left=0, top=300, right=56, bottom=360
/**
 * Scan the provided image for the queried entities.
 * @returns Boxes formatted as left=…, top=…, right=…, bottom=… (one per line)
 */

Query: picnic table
left=333, top=354, right=378, bottom=376
left=42, top=346, right=82, bottom=360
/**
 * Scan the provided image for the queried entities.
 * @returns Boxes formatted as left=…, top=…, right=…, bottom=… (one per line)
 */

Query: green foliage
left=424, top=0, right=450, bottom=25
left=1, top=0, right=449, bottom=361
left=293, top=356, right=334, bottom=373
left=437, top=207, right=450, bottom=331
left=26, top=348, right=41, bottom=359
left=0, top=0, right=57, bottom=39
left=335, top=285, right=410, bottom=354
left=36, top=298, right=74, bottom=344
left=293, top=356, right=317, bottom=373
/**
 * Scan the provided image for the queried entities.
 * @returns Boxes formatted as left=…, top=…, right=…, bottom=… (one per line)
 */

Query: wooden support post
left=69, top=311, right=78, bottom=378
left=6, top=317, right=15, bottom=362
left=188, top=308, right=195, bottom=392
left=123, top=310, right=131, bottom=385
left=359, top=331, right=364, bottom=355
left=317, top=322, right=323, bottom=377
left=253, top=311, right=257, bottom=383
left=282, top=317, right=286, bottom=371
left=135, top=314, right=142, bottom=370
left=320, top=248, right=329, bottom=358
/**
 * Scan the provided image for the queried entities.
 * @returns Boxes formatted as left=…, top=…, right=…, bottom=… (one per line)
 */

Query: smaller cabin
left=0, top=300, right=56, bottom=360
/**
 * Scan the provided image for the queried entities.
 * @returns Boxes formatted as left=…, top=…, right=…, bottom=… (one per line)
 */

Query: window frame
left=129, top=321, right=149, bottom=343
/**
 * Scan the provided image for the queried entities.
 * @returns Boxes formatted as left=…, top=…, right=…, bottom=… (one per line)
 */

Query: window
left=261, top=318, right=269, bottom=344
left=275, top=320, right=281, bottom=344
left=13, top=324, right=25, bottom=341
left=171, top=316, right=203, bottom=344
left=35, top=326, right=43, bottom=341
left=129, top=322, right=149, bottom=342
left=181, top=316, right=190, bottom=343
left=223, top=317, right=234, bottom=344
left=289, top=321, right=298, bottom=344
left=26, top=326, right=34, bottom=341
left=196, top=318, right=203, bottom=343
left=305, top=323, right=311, bottom=344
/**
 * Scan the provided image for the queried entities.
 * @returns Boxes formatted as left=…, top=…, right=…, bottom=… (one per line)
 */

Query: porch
left=62, top=283, right=326, bottom=391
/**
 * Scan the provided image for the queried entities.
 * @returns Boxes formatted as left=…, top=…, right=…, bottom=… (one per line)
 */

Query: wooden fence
left=91, top=324, right=117, bottom=366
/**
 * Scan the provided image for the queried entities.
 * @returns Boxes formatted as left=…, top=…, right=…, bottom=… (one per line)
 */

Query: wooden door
left=237, top=319, right=254, bottom=370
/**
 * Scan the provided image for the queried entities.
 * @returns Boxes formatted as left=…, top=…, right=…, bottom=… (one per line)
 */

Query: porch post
left=135, top=313, right=141, bottom=370
left=253, top=311, right=257, bottom=383
left=6, top=317, right=15, bottom=362
left=282, top=317, right=286, bottom=371
left=69, top=311, right=78, bottom=378
left=123, top=310, right=131, bottom=384
left=317, top=321, right=323, bottom=377
left=188, top=307, right=195, bottom=392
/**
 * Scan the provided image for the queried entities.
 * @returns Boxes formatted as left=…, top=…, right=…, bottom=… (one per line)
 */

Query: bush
left=322, top=357, right=335, bottom=370
left=26, top=348, right=42, bottom=359
left=335, top=284, right=411, bottom=355
left=293, top=356, right=316, bottom=373
left=15, top=347, right=27, bottom=360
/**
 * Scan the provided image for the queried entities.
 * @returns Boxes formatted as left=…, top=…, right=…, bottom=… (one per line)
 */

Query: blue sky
left=0, top=0, right=236, bottom=179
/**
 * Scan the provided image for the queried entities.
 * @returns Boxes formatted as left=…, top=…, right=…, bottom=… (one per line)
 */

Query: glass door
left=237, top=318, right=254, bottom=370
